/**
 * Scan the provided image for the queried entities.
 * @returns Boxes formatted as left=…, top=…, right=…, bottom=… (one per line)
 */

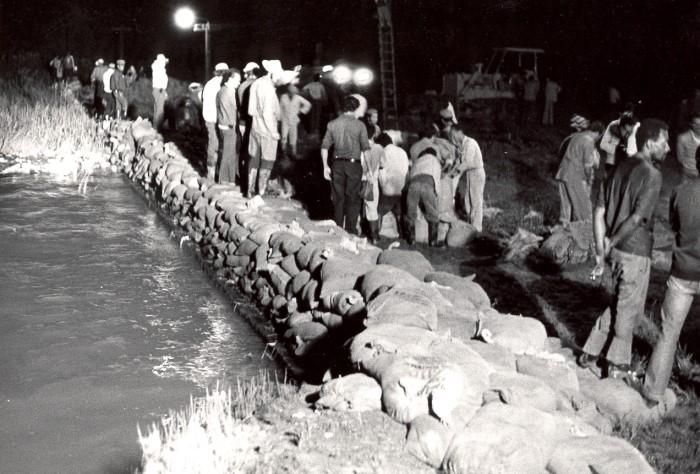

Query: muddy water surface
left=0, top=172, right=277, bottom=473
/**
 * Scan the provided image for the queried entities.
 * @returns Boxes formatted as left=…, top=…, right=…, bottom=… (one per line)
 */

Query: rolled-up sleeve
left=321, top=126, right=334, bottom=150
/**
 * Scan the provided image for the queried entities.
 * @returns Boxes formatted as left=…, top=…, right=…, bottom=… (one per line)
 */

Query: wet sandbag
left=441, top=403, right=564, bottom=474
left=479, top=312, right=547, bottom=355
left=377, top=249, right=434, bottom=281
left=291, top=270, right=311, bottom=295
left=205, top=206, right=220, bottom=229
left=359, top=264, right=421, bottom=301
left=446, top=220, right=478, bottom=248
left=318, top=258, right=374, bottom=298
left=546, top=435, right=655, bottom=474
left=284, top=321, right=328, bottom=357
left=365, top=287, right=438, bottom=331
left=253, top=241, right=271, bottom=272
left=406, top=415, right=457, bottom=468
left=349, top=323, right=439, bottom=367
left=424, top=271, right=490, bottom=310
left=315, top=373, right=382, bottom=412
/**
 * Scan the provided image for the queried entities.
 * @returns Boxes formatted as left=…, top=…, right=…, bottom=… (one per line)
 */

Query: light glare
left=353, top=67, right=374, bottom=86
left=333, top=65, right=352, bottom=84
left=174, top=7, right=196, bottom=29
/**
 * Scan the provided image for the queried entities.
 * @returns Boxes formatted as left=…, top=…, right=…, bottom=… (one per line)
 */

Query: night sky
left=3, top=0, right=699, bottom=116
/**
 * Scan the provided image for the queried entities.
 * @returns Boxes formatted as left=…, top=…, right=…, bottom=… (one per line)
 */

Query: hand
left=323, top=166, right=331, bottom=181
left=590, top=255, right=605, bottom=281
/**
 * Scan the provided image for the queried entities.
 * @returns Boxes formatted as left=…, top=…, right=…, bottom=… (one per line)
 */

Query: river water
left=0, top=172, right=277, bottom=473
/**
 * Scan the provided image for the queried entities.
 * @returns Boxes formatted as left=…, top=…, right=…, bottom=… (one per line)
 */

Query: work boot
left=247, top=168, right=258, bottom=198
left=258, top=169, right=271, bottom=196
left=207, top=166, right=216, bottom=181
left=428, top=222, right=444, bottom=248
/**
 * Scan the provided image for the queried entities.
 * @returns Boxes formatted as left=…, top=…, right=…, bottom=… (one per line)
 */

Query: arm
left=608, top=171, right=662, bottom=249
left=590, top=205, right=608, bottom=279
left=599, top=124, right=617, bottom=156
left=299, top=96, right=312, bottom=115
left=321, top=148, right=331, bottom=181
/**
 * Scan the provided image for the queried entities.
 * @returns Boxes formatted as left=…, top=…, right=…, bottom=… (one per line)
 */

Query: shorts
left=248, top=132, right=279, bottom=170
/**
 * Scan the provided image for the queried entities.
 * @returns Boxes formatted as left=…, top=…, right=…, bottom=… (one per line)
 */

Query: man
left=600, top=111, right=639, bottom=173
left=363, top=125, right=385, bottom=243
left=201, top=62, right=229, bottom=180
left=102, top=63, right=116, bottom=118
left=675, top=112, right=700, bottom=180
left=406, top=144, right=443, bottom=247
left=522, top=71, right=540, bottom=124
left=542, top=77, right=562, bottom=125
left=449, top=126, right=486, bottom=232
left=280, top=84, right=311, bottom=156
left=90, top=58, right=108, bottom=115
left=377, top=132, right=409, bottom=238
left=110, top=59, right=128, bottom=120
left=62, top=52, right=77, bottom=81
left=555, top=121, right=604, bottom=224
left=237, top=62, right=259, bottom=190
left=321, top=95, right=372, bottom=233
left=633, top=147, right=700, bottom=406
left=247, top=59, right=282, bottom=197
left=216, top=69, right=242, bottom=185
left=303, top=74, right=328, bottom=137
left=151, top=53, right=169, bottom=130
left=579, top=119, right=670, bottom=379
left=49, top=55, right=63, bottom=87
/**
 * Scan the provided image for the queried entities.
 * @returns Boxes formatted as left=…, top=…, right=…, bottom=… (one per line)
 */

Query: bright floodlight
left=322, top=64, right=334, bottom=73
left=353, top=67, right=374, bottom=87
left=174, top=7, right=196, bottom=29
left=333, top=65, right=352, bottom=84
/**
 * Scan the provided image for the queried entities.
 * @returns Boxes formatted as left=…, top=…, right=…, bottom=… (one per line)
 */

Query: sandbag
left=487, top=371, right=562, bottom=413
left=318, top=258, right=373, bottom=297
left=446, top=220, right=478, bottom=248
left=464, top=339, right=517, bottom=372
left=300, top=279, right=319, bottom=309
left=320, top=290, right=365, bottom=318
left=249, top=223, right=282, bottom=246
left=295, top=242, right=322, bottom=270
left=313, top=310, right=344, bottom=329
left=254, top=241, right=271, bottom=272
left=406, top=415, right=456, bottom=468
left=225, top=255, right=250, bottom=268
left=479, top=312, right=547, bottom=355
left=280, top=254, right=300, bottom=277
left=315, top=373, right=382, bottom=412
left=546, top=435, right=656, bottom=474
left=267, top=264, right=291, bottom=296
left=377, top=249, right=434, bottom=280
left=226, top=224, right=251, bottom=245
left=359, top=264, right=421, bottom=301
left=287, top=311, right=314, bottom=328
left=365, top=287, right=438, bottom=331
left=284, top=321, right=328, bottom=357
left=349, top=323, right=439, bottom=367
left=424, top=271, right=490, bottom=309
left=234, top=238, right=259, bottom=256
left=269, top=231, right=303, bottom=256
left=291, top=270, right=311, bottom=295
left=516, top=353, right=580, bottom=394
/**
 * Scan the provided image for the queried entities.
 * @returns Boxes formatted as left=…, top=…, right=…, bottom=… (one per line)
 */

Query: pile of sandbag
left=540, top=221, right=594, bottom=265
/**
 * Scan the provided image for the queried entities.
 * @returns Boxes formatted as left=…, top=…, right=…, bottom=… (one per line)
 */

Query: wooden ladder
left=377, top=9, right=398, bottom=129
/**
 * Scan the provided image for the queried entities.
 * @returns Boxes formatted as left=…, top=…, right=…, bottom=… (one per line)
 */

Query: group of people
left=321, top=97, right=485, bottom=245
left=556, top=105, right=700, bottom=408
left=509, top=70, right=562, bottom=126
left=49, top=53, right=78, bottom=87
left=89, top=54, right=166, bottom=128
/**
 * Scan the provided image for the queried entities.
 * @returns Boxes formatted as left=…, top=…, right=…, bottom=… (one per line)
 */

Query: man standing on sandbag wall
left=216, top=69, right=242, bottom=185
left=321, top=95, right=372, bottom=234
left=201, top=62, right=229, bottom=180
left=111, top=59, right=128, bottom=120
left=449, top=125, right=486, bottom=232
left=151, top=53, right=169, bottom=131
left=247, top=59, right=282, bottom=197
left=579, top=119, right=669, bottom=379
left=630, top=146, right=700, bottom=407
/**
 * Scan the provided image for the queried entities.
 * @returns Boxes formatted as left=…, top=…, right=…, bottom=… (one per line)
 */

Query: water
left=0, top=172, right=277, bottom=473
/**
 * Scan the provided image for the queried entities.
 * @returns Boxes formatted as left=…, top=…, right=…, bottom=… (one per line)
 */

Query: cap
left=156, top=53, right=169, bottom=63
left=261, top=59, right=283, bottom=75
left=108, top=63, right=115, bottom=68
left=570, top=114, right=589, bottom=131
left=243, top=61, right=259, bottom=73
left=116, top=59, right=126, bottom=65
left=95, top=58, right=104, bottom=66
left=214, top=62, right=229, bottom=72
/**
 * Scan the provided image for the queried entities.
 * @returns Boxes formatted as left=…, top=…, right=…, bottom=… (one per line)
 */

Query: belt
left=334, top=157, right=360, bottom=163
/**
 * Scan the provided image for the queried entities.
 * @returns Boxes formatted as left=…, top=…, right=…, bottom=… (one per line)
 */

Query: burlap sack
left=377, top=249, right=434, bottom=280
left=315, top=373, right=382, bottom=412
left=365, top=287, right=438, bottom=331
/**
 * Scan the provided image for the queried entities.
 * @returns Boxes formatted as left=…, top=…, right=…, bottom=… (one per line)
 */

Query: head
left=221, top=69, right=242, bottom=89
left=243, top=62, right=259, bottom=79
left=570, top=114, right=589, bottom=132
left=116, top=60, right=125, bottom=71
left=587, top=121, right=605, bottom=140
left=213, top=62, right=229, bottom=77
left=261, top=59, right=283, bottom=81
left=341, top=95, right=360, bottom=114
left=690, top=112, right=700, bottom=135
left=365, top=122, right=378, bottom=142
left=95, top=58, right=104, bottom=66
left=374, top=132, right=393, bottom=148
left=288, top=84, right=298, bottom=96
left=449, top=124, right=467, bottom=143
left=367, top=108, right=379, bottom=124
left=156, top=53, right=169, bottom=64
left=635, top=119, right=669, bottom=163
left=618, top=111, right=638, bottom=137
left=418, top=125, right=438, bottom=140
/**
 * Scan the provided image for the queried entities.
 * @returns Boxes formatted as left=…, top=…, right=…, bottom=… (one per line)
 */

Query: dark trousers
left=406, top=175, right=439, bottom=224
left=331, top=159, right=363, bottom=234
left=219, top=127, right=238, bottom=184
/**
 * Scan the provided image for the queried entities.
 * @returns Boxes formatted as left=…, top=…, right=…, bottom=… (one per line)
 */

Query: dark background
left=3, top=0, right=700, bottom=118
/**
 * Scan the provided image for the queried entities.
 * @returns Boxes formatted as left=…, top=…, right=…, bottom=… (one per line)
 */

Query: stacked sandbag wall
left=107, top=118, right=667, bottom=473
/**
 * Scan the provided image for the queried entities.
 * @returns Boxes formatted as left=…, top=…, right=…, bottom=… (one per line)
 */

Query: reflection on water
left=0, top=172, right=277, bottom=473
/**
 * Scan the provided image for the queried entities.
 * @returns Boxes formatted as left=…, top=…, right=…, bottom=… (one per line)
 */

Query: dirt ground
left=161, top=118, right=700, bottom=473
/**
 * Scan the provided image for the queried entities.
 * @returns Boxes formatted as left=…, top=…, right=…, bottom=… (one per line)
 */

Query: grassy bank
left=0, top=57, right=102, bottom=162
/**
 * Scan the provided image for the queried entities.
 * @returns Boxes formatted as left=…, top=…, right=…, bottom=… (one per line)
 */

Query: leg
left=643, top=276, right=697, bottom=401
left=558, top=181, right=572, bottom=224
left=257, top=136, right=278, bottom=195
left=405, top=183, right=420, bottom=244
left=331, top=161, right=347, bottom=227
left=280, top=120, right=290, bottom=154
left=466, top=169, right=485, bottom=231
left=247, top=134, right=262, bottom=197
left=344, top=162, right=363, bottom=234
left=289, top=121, right=299, bottom=156
left=205, top=122, right=219, bottom=179
left=566, top=178, right=593, bottom=222
left=218, top=129, right=237, bottom=184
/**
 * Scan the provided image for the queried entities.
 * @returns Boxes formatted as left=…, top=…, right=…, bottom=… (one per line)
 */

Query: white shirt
left=378, top=144, right=409, bottom=196
left=102, top=69, right=114, bottom=93
left=248, top=75, right=280, bottom=139
left=600, top=119, right=639, bottom=165
left=201, top=76, right=222, bottom=124
left=151, top=61, right=168, bottom=90
left=280, top=93, right=311, bottom=124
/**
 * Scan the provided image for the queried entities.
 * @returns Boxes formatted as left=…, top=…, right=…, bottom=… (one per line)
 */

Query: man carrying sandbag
left=405, top=144, right=443, bottom=247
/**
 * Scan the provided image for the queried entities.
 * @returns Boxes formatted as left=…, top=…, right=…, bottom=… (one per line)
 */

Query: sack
left=361, top=179, right=374, bottom=201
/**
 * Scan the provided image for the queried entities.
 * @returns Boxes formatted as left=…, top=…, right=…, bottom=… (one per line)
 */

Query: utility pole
left=111, top=26, right=133, bottom=60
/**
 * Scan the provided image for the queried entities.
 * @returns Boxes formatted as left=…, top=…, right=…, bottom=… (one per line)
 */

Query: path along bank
left=108, top=117, right=674, bottom=473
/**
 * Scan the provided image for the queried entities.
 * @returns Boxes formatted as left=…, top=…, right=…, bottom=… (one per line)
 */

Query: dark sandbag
left=365, top=287, right=438, bottom=331
left=205, top=206, right=220, bottom=229
left=288, top=311, right=314, bottom=328
left=225, top=254, right=250, bottom=268
left=321, top=290, right=365, bottom=318
left=226, top=224, right=250, bottom=244
left=284, top=321, right=329, bottom=357
left=254, top=242, right=271, bottom=272
left=234, top=238, right=259, bottom=256
left=269, top=231, right=303, bottom=256
left=319, top=258, right=374, bottom=298
left=280, top=254, right=300, bottom=277
left=359, top=264, right=421, bottom=301
left=272, top=294, right=288, bottom=311
left=267, top=264, right=291, bottom=296
left=446, top=220, right=478, bottom=248
left=291, top=270, right=311, bottom=295
left=377, top=249, right=434, bottom=281
left=301, top=279, right=319, bottom=309
left=313, top=310, right=344, bottom=329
